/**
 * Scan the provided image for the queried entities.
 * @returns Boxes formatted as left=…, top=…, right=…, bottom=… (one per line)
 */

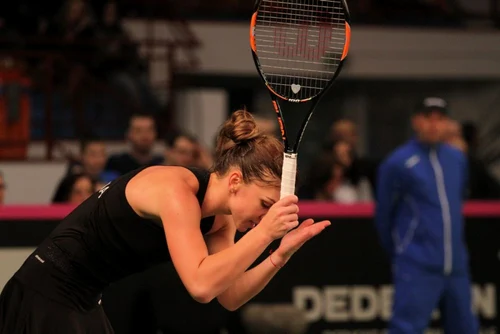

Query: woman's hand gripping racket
left=250, top=0, right=351, bottom=199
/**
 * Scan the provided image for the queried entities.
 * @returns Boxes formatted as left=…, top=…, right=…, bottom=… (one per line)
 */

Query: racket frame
left=250, top=0, right=351, bottom=197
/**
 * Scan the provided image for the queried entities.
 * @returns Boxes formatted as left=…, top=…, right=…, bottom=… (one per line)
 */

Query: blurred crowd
left=49, top=112, right=214, bottom=205
left=298, top=115, right=500, bottom=202
left=1, top=105, right=499, bottom=208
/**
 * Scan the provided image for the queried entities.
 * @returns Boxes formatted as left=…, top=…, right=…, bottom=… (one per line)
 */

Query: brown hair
left=213, top=110, right=283, bottom=185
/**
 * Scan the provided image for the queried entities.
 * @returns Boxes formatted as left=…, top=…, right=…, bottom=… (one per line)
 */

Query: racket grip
left=280, top=153, right=297, bottom=199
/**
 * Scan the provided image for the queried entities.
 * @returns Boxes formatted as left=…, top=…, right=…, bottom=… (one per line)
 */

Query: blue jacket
left=375, top=139, right=469, bottom=275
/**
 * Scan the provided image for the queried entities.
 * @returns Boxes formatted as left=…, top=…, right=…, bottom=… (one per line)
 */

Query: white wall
left=0, top=162, right=66, bottom=204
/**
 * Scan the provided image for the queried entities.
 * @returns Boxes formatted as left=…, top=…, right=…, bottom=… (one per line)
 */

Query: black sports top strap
left=185, top=167, right=215, bottom=234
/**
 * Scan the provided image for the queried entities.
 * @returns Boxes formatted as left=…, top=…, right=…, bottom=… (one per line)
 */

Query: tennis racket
left=250, top=0, right=351, bottom=199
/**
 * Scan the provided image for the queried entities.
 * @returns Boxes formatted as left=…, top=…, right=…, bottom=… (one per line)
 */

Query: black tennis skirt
left=0, top=277, right=114, bottom=334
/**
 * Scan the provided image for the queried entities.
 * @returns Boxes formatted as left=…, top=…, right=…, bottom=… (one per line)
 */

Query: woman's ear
left=228, top=170, right=243, bottom=193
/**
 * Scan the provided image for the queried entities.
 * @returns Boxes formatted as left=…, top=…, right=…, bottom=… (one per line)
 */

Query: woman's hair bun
left=212, top=109, right=284, bottom=183
left=219, top=110, right=260, bottom=148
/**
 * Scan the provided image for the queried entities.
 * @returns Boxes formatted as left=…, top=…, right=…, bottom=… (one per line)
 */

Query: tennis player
left=0, top=110, right=330, bottom=333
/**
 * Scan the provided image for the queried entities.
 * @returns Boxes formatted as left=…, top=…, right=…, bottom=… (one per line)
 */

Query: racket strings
left=254, top=0, right=346, bottom=101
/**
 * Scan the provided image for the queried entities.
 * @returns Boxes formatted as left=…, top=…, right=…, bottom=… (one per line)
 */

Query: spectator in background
left=44, top=0, right=98, bottom=102
left=106, top=113, right=163, bottom=175
left=93, top=1, right=160, bottom=115
left=298, top=153, right=345, bottom=201
left=330, top=119, right=358, bottom=148
left=0, top=171, right=5, bottom=205
left=58, top=0, right=95, bottom=40
left=164, top=130, right=213, bottom=169
left=47, top=0, right=97, bottom=54
left=65, top=138, right=119, bottom=187
left=462, top=121, right=479, bottom=156
left=298, top=139, right=372, bottom=203
left=330, top=119, right=378, bottom=192
left=461, top=121, right=500, bottom=199
left=330, top=139, right=373, bottom=202
left=52, top=173, right=95, bottom=205
left=444, top=119, right=467, bottom=152
left=375, top=97, right=478, bottom=334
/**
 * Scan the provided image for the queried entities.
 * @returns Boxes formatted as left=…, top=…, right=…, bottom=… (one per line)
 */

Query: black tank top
left=14, top=166, right=215, bottom=311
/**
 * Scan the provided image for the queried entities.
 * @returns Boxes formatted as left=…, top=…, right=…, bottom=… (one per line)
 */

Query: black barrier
left=0, top=205, right=499, bottom=334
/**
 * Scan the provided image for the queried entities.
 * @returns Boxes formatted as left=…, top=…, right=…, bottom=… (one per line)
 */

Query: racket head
left=250, top=0, right=351, bottom=103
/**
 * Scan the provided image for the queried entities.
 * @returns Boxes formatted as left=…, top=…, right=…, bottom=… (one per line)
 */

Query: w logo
left=98, top=182, right=111, bottom=199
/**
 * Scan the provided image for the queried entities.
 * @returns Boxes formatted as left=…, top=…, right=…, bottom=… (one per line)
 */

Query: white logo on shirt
left=98, top=182, right=111, bottom=198
left=405, top=155, right=420, bottom=169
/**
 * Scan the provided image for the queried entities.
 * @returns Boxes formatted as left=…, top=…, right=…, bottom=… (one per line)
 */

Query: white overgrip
left=280, top=153, right=298, bottom=199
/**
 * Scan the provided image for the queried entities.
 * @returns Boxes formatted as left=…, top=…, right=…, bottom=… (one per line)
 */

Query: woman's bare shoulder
left=126, top=166, right=201, bottom=218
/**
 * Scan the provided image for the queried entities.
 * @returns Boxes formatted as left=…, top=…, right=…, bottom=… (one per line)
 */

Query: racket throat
left=280, top=153, right=298, bottom=199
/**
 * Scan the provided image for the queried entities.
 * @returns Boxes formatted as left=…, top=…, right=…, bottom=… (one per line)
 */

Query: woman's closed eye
left=261, top=200, right=272, bottom=209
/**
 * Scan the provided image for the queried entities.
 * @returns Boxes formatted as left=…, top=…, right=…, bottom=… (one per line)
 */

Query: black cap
left=415, top=97, right=448, bottom=115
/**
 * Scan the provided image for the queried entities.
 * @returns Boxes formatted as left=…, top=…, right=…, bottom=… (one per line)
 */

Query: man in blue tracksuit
left=375, top=97, right=478, bottom=334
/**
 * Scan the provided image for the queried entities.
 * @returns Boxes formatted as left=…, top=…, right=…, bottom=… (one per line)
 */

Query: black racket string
left=254, top=0, right=346, bottom=100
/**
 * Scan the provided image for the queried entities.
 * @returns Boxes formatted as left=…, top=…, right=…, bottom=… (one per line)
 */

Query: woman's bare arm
left=205, top=215, right=282, bottom=310
left=159, top=181, right=275, bottom=303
